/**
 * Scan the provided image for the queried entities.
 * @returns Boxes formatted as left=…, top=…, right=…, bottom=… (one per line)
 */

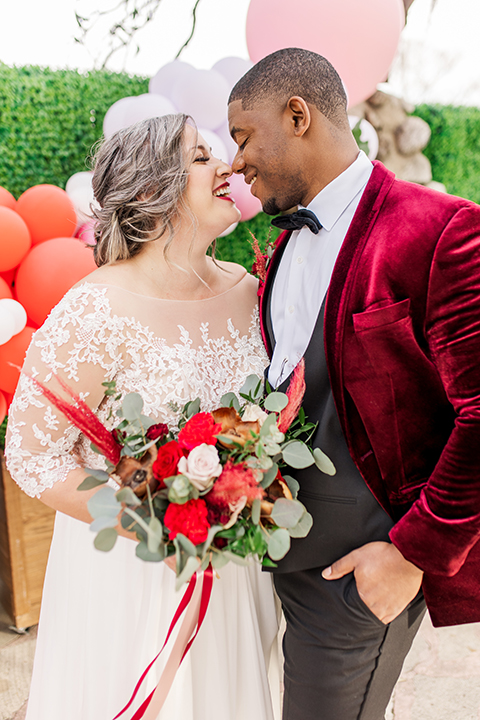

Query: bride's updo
left=91, top=113, right=190, bottom=267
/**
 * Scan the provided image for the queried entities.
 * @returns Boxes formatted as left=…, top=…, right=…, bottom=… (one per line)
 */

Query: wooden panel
left=0, top=452, right=55, bottom=628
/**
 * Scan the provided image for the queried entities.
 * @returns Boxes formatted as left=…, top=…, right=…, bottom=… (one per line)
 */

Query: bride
left=5, top=114, right=280, bottom=720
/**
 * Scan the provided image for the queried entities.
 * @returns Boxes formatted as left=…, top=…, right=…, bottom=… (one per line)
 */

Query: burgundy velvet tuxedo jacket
left=260, top=161, right=480, bottom=627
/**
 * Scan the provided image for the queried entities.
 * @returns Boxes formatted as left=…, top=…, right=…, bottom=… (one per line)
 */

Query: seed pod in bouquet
left=260, top=472, right=293, bottom=520
left=211, top=406, right=260, bottom=448
left=114, top=446, right=159, bottom=500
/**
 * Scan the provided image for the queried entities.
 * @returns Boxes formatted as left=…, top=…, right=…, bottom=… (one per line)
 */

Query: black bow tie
left=271, top=209, right=322, bottom=235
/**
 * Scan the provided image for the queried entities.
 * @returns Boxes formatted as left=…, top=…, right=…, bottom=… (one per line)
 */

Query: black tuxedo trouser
left=274, top=569, right=426, bottom=720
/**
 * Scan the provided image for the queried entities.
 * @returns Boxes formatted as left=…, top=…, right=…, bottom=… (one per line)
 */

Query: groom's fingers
left=322, top=551, right=356, bottom=580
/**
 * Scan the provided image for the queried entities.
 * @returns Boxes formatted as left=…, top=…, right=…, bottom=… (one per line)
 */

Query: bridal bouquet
left=30, top=361, right=335, bottom=589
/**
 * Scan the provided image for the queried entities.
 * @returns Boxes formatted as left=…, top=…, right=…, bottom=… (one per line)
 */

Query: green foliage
left=215, top=212, right=280, bottom=270
left=0, top=416, right=6, bottom=451
left=414, top=104, right=480, bottom=204
left=0, top=64, right=148, bottom=197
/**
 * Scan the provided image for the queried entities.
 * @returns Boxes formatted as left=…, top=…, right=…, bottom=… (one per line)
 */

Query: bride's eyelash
left=194, top=155, right=210, bottom=163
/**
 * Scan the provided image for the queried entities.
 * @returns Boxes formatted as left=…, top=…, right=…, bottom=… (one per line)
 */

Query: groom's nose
left=231, top=150, right=246, bottom=175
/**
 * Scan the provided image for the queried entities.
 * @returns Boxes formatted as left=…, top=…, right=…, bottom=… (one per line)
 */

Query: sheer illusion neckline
left=82, top=271, right=249, bottom=303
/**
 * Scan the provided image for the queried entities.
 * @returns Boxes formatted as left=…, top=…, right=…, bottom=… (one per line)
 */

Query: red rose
left=152, top=440, right=185, bottom=486
left=164, top=498, right=210, bottom=545
left=146, top=423, right=169, bottom=441
left=178, top=412, right=222, bottom=451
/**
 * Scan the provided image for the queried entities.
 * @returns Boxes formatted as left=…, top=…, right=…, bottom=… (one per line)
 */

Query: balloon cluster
left=102, top=57, right=263, bottom=226
left=0, top=184, right=96, bottom=422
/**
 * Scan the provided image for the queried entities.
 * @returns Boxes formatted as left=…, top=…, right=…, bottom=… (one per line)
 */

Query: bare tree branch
left=175, top=0, right=202, bottom=59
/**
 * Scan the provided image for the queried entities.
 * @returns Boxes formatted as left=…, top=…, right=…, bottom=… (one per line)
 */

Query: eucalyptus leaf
left=283, top=474, right=300, bottom=499
left=268, top=528, right=291, bottom=561
left=260, top=462, right=278, bottom=489
left=116, top=487, right=142, bottom=506
left=94, top=527, right=118, bottom=552
left=282, top=441, right=315, bottom=469
left=239, top=374, right=263, bottom=401
left=136, top=540, right=165, bottom=562
left=147, top=516, right=163, bottom=554
left=87, top=486, right=121, bottom=519
left=259, top=413, right=278, bottom=437
left=122, top=393, right=144, bottom=421
left=175, top=532, right=197, bottom=557
left=86, top=468, right=110, bottom=481
left=89, top=516, right=119, bottom=533
left=211, top=552, right=229, bottom=570
left=77, top=475, right=108, bottom=492
left=271, top=498, right=305, bottom=528
left=313, top=447, right=337, bottom=476
left=175, top=555, right=200, bottom=591
left=222, top=551, right=252, bottom=566
left=220, top=392, right=240, bottom=411
left=185, top=398, right=201, bottom=418
left=199, top=525, right=222, bottom=555
left=288, top=511, right=314, bottom=538
left=251, top=498, right=261, bottom=525
left=264, top=392, right=289, bottom=413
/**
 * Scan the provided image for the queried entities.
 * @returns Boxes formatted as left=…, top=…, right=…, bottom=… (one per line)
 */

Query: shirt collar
left=303, top=151, right=373, bottom=232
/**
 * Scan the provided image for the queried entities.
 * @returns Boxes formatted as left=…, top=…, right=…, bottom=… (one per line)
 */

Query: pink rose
left=178, top=444, right=222, bottom=491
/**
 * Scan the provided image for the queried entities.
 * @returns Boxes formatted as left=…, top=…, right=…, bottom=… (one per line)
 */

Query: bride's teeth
left=213, top=186, right=230, bottom=197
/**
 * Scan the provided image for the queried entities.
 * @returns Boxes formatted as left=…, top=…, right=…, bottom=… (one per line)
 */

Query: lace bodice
left=6, top=276, right=268, bottom=498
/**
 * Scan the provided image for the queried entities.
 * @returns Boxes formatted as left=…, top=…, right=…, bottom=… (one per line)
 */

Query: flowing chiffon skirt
left=25, top=512, right=281, bottom=720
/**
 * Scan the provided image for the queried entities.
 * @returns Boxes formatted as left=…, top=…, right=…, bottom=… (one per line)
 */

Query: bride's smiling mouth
left=213, top=182, right=234, bottom=202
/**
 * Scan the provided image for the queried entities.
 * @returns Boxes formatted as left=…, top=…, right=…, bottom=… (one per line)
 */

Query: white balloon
left=172, top=69, right=230, bottom=130
left=123, top=93, right=176, bottom=127
left=0, top=299, right=27, bottom=335
left=69, top=185, right=97, bottom=223
left=65, top=171, right=94, bottom=196
left=197, top=129, right=228, bottom=163
left=214, top=121, right=239, bottom=164
left=218, top=222, right=238, bottom=238
left=0, top=305, right=16, bottom=345
left=149, top=61, right=196, bottom=100
left=103, top=96, right=136, bottom=138
left=212, top=57, right=253, bottom=88
left=348, top=116, right=379, bottom=161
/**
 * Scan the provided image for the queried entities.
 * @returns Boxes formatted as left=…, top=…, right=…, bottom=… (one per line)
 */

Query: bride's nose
left=216, top=159, right=233, bottom=178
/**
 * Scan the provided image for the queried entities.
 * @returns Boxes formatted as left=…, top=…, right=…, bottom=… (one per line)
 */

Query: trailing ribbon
left=113, top=565, right=214, bottom=720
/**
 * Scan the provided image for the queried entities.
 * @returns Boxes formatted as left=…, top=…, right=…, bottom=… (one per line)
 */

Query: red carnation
left=207, top=460, right=264, bottom=508
left=178, top=412, right=222, bottom=451
left=146, top=423, right=169, bottom=441
left=164, top=498, right=210, bottom=545
left=152, top=440, right=186, bottom=486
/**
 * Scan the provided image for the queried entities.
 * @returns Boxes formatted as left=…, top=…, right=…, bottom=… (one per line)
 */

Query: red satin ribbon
left=113, top=565, right=214, bottom=720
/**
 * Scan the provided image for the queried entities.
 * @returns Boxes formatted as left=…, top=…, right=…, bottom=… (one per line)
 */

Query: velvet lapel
left=324, top=161, right=396, bottom=430
left=259, top=229, right=290, bottom=358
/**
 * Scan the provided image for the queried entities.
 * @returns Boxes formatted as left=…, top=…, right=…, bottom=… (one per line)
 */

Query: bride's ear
left=285, top=97, right=311, bottom=137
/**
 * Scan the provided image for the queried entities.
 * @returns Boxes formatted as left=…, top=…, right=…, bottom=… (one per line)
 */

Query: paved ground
left=1, top=600, right=480, bottom=720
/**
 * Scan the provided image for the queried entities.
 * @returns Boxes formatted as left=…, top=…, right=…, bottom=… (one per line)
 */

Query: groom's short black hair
left=229, top=48, right=348, bottom=128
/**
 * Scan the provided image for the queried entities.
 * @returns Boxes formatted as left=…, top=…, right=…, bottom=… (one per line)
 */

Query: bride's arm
left=5, top=285, right=135, bottom=540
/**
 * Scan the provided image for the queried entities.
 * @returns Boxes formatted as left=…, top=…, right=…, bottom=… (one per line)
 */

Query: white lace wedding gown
left=5, top=275, right=280, bottom=720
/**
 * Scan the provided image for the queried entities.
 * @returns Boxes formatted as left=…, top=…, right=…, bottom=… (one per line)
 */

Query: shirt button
left=296, top=256, right=303, bottom=264
left=288, top=305, right=295, bottom=314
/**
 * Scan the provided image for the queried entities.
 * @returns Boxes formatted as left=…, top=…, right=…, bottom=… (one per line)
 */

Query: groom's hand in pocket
left=321, top=541, right=423, bottom=624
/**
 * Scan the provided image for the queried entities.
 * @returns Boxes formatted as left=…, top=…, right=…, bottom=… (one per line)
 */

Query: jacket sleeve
left=390, top=204, right=480, bottom=575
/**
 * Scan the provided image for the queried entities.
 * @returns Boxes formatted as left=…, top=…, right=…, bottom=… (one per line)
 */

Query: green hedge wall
left=1, top=64, right=479, bottom=275
left=414, top=104, right=480, bottom=204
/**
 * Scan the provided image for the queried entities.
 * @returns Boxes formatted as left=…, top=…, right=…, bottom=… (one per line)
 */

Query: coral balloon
left=0, top=276, right=13, bottom=300
left=149, top=61, right=196, bottom=100
left=0, top=207, right=32, bottom=271
left=172, top=69, right=230, bottom=130
left=0, top=391, right=6, bottom=424
left=228, top=173, right=262, bottom=221
left=246, top=0, right=404, bottom=108
left=17, top=185, right=77, bottom=245
left=0, top=326, right=35, bottom=394
left=0, top=187, right=16, bottom=210
left=15, top=237, right=96, bottom=327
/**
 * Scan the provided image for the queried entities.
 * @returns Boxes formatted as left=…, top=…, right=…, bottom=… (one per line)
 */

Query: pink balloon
left=246, top=0, right=405, bottom=108
left=212, top=57, right=253, bottom=88
left=172, top=69, right=230, bottom=131
left=228, top=173, right=262, bottom=222
left=75, top=220, right=97, bottom=245
left=149, top=61, right=196, bottom=100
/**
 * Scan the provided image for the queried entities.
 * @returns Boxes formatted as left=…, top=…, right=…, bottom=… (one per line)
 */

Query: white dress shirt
left=269, top=151, right=373, bottom=387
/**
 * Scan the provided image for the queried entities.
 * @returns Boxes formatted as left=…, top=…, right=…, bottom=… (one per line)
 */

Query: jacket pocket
left=353, top=298, right=411, bottom=332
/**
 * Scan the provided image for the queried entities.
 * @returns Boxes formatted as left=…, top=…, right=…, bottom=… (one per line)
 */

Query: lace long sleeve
left=5, top=285, right=125, bottom=498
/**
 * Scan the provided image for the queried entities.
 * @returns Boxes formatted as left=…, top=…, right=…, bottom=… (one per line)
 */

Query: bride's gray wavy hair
left=91, top=113, right=193, bottom=267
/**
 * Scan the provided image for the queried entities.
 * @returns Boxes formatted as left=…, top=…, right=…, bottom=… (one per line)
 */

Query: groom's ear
left=285, top=97, right=311, bottom=137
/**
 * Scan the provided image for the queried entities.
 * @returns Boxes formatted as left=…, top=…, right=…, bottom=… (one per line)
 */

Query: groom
left=228, top=48, right=480, bottom=719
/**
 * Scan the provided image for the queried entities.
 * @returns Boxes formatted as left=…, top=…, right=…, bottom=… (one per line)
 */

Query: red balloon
left=15, top=237, right=96, bottom=326
left=0, top=207, right=32, bottom=271
left=0, top=276, right=13, bottom=300
left=16, top=184, right=77, bottom=246
left=0, top=326, right=35, bottom=394
left=0, top=187, right=16, bottom=211
left=0, top=390, right=6, bottom=424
